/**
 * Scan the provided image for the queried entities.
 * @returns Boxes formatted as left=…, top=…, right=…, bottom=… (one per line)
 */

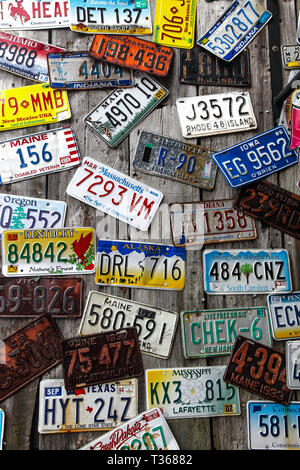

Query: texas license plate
left=198, top=0, right=272, bottom=62
left=95, top=240, right=186, bottom=290
left=286, top=341, right=300, bottom=390
left=66, top=157, right=163, bottom=232
left=2, top=227, right=95, bottom=277
left=133, top=130, right=217, bottom=190
left=145, top=366, right=240, bottom=419
left=281, top=45, right=300, bottom=69
left=0, top=409, right=3, bottom=449
left=84, top=71, right=168, bottom=147
left=176, top=91, right=257, bottom=139
left=267, top=293, right=300, bottom=341
left=38, top=378, right=138, bottom=433
left=78, top=291, right=178, bottom=359
left=203, top=249, right=292, bottom=295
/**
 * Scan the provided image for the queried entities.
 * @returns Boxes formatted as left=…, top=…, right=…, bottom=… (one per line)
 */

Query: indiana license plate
left=0, top=409, right=3, bottom=449
left=133, top=130, right=217, bottom=190
left=267, top=293, right=300, bottom=341
left=286, top=341, right=300, bottom=390
left=95, top=240, right=186, bottom=290
left=281, top=45, right=300, bottom=69
left=176, top=91, right=257, bottom=139
left=2, top=227, right=95, bottom=277
left=66, top=157, right=163, bottom=232
left=78, top=291, right=178, bottom=359
left=84, top=71, right=168, bottom=147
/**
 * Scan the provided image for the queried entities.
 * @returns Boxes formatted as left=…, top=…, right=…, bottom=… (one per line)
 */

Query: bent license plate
left=198, top=0, right=272, bottom=62
left=78, top=291, right=178, bottom=359
left=0, top=409, right=3, bottom=449
left=181, top=307, right=272, bottom=359
left=281, top=45, right=300, bottom=70
left=176, top=91, right=257, bottom=139
left=38, top=378, right=138, bottom=433
left=95, top=240, right=186, bottom=290
left=0, top=314, right=63, bottom=402
left=267, top=293, right=300, bottom=341
left=2, top=227, right=95, bottom=277
left=213, top=126, right=298, bottom=189
left=133, top=130, right=217, bottom=190
left=66, top=157, right=163, bottom=232
left=84, top=71, right=168, bottom=147
left=146, top=366, right=240, bottom=419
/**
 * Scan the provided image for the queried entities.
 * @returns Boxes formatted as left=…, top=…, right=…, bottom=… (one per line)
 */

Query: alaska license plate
left=95, top=240, right=186, bottom=290
left=78, top=291, right=178, bottom=359
left=267, top=293, right=300, bottom=341
left=281, top=45, right=300, bottom=70
left=286, top=341, right=300, bottom=390
left=66, top=157, right=163, bottom=232
left=2, top=227, right=95, bottom=277
left=176, top=91, right=257, bottom=139
left=0, top=409, right=3, bottom=449
left=133, top=130, right=217, bottom=190
left=84, top=71, right=168, bottom=147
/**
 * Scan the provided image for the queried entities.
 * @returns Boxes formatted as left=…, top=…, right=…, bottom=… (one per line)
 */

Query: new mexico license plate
left=281, top=45, right=300, bottom=70
left=286, top=341, right=300, bottom=390
left=267, top=293, right=300, bottom=340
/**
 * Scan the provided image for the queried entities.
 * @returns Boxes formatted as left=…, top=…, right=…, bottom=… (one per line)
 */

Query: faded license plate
left=281, top=45, right=300, bottom=69
left=286, top=341, right=300, bottom=390
left=267, top=293, right=300, bottom=341
left=0, top=409, right=3, bottom=449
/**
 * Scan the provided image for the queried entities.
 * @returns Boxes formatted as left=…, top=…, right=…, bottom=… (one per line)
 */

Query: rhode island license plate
left=267, top=293, right=300, bottom=341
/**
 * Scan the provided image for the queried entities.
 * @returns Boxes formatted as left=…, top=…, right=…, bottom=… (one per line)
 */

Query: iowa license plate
left=286, top=341, right=300, bottom=390
left=281, top=45, right=300, bottom=70
left=267, top=293, right=300, bottom=341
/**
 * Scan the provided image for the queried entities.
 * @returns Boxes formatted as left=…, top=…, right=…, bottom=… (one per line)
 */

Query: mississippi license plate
left=2, top=227, right=95, bottom=277
left=281, top=45, right=300, bottom=69
left=145, top=366, right=240, bottom=419
left=78, top=291, right=178, bottom=359
left=84, top=71, right=168, bottom=147
left=0, top=409, right=3, bottom=449
left=267, top=293, right=300, bottom=341
left=66, top=157, right=163, bottom=232
left=95, top=240, right=186, bottom=290
left=133, top=130, right=217, bottom=190
left=176, top=91, right=257, bottom=139
left=38, top=378, right=138, bottom=433
left=287, top=341, right=300, bottom=390
left=181, top=307, right=272, bottom=359
left=203, top=249, right=292, bottom=295
left=213, top=126, right=298, bottom=188
left=198, top=0, right=272, bottom=62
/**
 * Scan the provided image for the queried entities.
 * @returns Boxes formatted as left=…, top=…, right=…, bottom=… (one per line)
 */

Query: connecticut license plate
left=286, top=341, right=300, bottom=390
left=267, top=293, right=300, bottom=341
left=0, top=409, right=4, bottom=449
left=281, top=45, right=300, bottom=69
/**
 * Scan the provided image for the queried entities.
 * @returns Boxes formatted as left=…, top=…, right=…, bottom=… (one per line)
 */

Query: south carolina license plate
left=267, top=293, right=300, bottom=341
left=0, top=409, right=3, bottom=449
left=286, top=341, right=300, bottom=390
left=281, top=45, right=300, bottom=69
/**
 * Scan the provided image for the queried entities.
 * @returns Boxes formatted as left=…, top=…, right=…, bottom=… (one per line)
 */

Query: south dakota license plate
left=267, top=293, right=300, bottom=340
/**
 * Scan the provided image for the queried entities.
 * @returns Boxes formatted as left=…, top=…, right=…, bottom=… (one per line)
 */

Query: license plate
left=38, top=378, right=138, bottom=433
left=286, top=341, right=300, bottom=390
left=145, top=366, right=240, bottom=419
left=198, top=0, right=272, bottom=62
left=133, top=130, right=217, bottom=190
left=95, top=240, right=186, bottom=291
left=66, top=157, right=163, bottom=232
left=0, top=314, right=63, bottom=402
left=2, top=227, right=95, bottom=277
left=78, top=291, right=178, bottom=359
left=84, top=71, right=168, bottom=147
left=281, top=45, right=300, bottom=70
left=212, top=126, right=298, bottom=188
left=203, top=249, right=292, bottom=295
left=0, top=409, right=3, bottom=449
left=267, top=293, right=300, bottom=341
left=181, top=307, right=272, bottom=359
left=176, top=91, right=257, bottom=139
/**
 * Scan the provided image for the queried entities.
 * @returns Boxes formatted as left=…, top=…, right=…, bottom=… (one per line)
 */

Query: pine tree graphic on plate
left=10, top=206, right=27, bottom=229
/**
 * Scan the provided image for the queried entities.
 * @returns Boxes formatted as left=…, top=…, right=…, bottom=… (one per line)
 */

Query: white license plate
left=286, top=341, right=300, bottom=390
left=267, top=293, right=300, bottom=340
left=281, top=45, right=300, bottom=69
left=176, top=91, right=257, bottom=138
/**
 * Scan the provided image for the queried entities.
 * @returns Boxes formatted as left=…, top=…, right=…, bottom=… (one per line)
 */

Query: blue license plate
left=0, top=409, right=4, bottom=450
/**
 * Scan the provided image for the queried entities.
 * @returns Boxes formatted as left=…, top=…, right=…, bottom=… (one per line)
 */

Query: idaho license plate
left=267, top=293, right=300, bottom=341
left=2, top=227, right=95, bottom=277
left=281, top=45, right=300, bottom=69
left=78, top=291, right=178, bottom=359
left=0, top=409, right=3, bottom=449
left=95, top=240, right=186, bottom=290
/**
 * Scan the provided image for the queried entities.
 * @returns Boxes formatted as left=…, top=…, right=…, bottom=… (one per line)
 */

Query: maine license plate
left=281, top=45, right=300, bottom=70
left=38, top=378, right=138, bottom=433
left=66, top=157, right=163, bottom=232
left=286, top=341, right=300, bottom=390
left=267, top=293, right=300, bottom=341
left=133, top=130, right=217, bottom=190
left=181, top=307, right=272, bottom=359
left=95, top=240, right=186, bottom=291
left=0, top=409, right=3, bottom=449
left=2, top=227, right=95, bottom=277
left=145, top=366, right=240, bottom=419
left=197, top=0, right=272, bottom=62
left=212, top=126, right=298, bottom=189
left=176, top=91, right=257, bottom=139
left=83, top=71, right=168, bottom=147
left=203, top=249, right=292, bottom=295
left=78, top=291, right=178, bottom=359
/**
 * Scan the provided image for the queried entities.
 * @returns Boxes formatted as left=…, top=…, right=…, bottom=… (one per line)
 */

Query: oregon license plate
left=95, top=240, right=186, bottom=290
left=286, top=341, right=300, bottom=390
left=84, top=71, right=168, bottom=147
left=78, top=291, right=178, bottom=359
left=267, top=293, right=300, bottom=341
left=281, top=45, right=300, bottom=69
left=2, top=227, right=95, bottom=277
left=0, top=409, right=3, bottom=449
left=66, top=157, right=163, bottom=232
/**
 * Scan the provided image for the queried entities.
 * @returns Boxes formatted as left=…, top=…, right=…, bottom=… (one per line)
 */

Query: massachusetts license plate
left=38, top=378, right=138, bottom=433
left=281, top=45, right=300, bottom=70
left=213, top=126, right=298, bottom=188
left=2, top=227, right=95, bottom=277
left=203, top=249, right=292, bottom=295
left=181, top=307, right=272, bottom=359
left=286, top=341, right=300, bottom=390
left=66, top=157, right=163, bottom=232
left=133, top=130, right=217, bottom=190
left=198, top=0, right=272, bottom=62
left=78, top=291, right=178, bottom=359
left=145, top=366, right=240, bottom=419
left=176, top=91, right=257, bottom=139
left=95, top=240, right=186, bottom=290
left=267, top=293, right=300, bottom=341
left=0, top=409, right=3, bottom=449
left=84, top=71, right=168, bottom=147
